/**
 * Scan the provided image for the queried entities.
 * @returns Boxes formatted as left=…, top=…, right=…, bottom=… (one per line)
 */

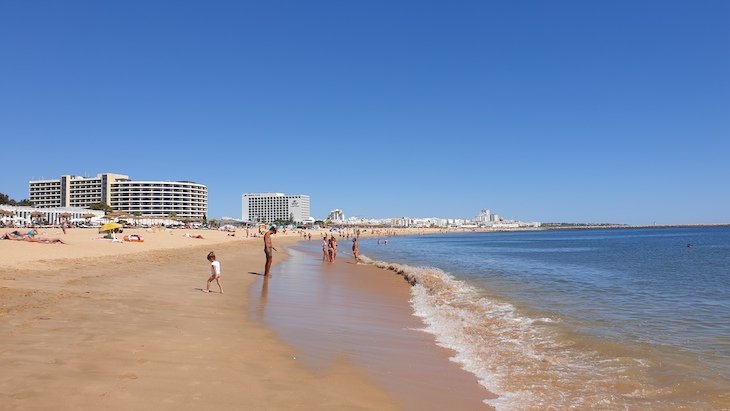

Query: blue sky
left=1, top=1, right=728, bottom=225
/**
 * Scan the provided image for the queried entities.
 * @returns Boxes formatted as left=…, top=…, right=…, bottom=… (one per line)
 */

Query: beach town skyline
left=4, top=174, right=700, bottom=227
left=1, top=2, right=728, bottom=226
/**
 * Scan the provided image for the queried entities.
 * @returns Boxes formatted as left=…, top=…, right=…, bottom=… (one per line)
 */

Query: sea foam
left=359, top=254, right=651, bottom=410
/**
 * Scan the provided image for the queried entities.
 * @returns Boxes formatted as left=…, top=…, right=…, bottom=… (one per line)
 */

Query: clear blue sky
left=1, top=1, right=728, bottom=225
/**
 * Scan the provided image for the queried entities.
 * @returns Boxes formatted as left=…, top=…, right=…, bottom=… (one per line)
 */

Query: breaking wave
left=359, top=254, right=662, bottom=410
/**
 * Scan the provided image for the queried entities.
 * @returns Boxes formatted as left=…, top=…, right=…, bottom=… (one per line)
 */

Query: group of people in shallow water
left=322, top=234, right=360, bottom=263
left=202, top=227, right=371, bottom=295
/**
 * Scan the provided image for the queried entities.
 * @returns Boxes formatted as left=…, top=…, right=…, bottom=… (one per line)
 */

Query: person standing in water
left=330, top=235, right=338, bottom=262
left=352, top=237, right=360, bottom=263
left=322, top=236, right=329, bottom=261
left=263, top=226, right=277, bottom=277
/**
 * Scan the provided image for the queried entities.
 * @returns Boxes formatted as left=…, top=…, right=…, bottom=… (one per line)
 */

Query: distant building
left=242, top=193, right=311, bottom=225
left=29, top=173, right=208, bottom=221
left=327, top=209, right=345, bottom=223
left=0, top=205, right=104, bottom=226
left=476, top=209, right=492, bottom=224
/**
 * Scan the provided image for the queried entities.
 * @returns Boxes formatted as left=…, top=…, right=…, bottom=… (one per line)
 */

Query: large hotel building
left=29, top=173, right=208, bottom=221
left=242, top=193, right=312, bottom=225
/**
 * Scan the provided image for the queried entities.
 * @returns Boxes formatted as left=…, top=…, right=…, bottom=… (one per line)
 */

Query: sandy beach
left=0, top=228, right=402, bottom=410
left=0, top=227, right=490, bottom=410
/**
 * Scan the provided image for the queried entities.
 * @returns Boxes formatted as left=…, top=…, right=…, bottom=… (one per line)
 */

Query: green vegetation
left=89, top=202, right=114, bottom=212
left=273, top=218, right=294, bottom=226
left=0, top=192, right=32, bottom=206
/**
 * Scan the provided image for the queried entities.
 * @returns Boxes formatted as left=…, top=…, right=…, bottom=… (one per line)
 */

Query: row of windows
left=248, top=206, right=309, bottom=210
left=111, top=196, right=206, bottom=200
left=248, top=200, right=306, bottom=204
left=112, top=196, right=207, bottom=200
left=113, top=193, right=206, bottom=197
left=113, top=198, right=206, bottom=202
left=129, top=210, right=206, bottom=212
left=114, top=205, right=207, bottom=210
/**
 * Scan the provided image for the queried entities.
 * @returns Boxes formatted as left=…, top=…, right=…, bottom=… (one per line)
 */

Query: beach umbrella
left=1, top=210, right=16, bottom=226
left=104, top=210, right=126, bottom=222
left=106, top=210, right=127, bottom=217
left=99, top=222, right=122, bottom=232
left=100, top=222, right=122, bottom=240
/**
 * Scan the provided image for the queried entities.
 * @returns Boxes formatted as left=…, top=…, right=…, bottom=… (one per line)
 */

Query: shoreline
left=247, top=242, right=495, bottom=410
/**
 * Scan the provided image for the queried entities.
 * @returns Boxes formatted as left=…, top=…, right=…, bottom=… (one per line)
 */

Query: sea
left=352, top=226, right=730, bottom=409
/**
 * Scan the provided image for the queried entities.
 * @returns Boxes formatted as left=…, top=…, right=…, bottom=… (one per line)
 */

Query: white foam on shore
left=359, top=254, right=655, bottom=410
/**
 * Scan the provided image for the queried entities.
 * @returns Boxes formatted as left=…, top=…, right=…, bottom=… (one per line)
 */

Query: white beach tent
left=1, top=216, right=31, bottom=225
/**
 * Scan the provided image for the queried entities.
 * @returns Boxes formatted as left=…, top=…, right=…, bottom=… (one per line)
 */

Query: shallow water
left=355, top=227, right=730, bottom=409
left=247, top=246, right=490, bottom=411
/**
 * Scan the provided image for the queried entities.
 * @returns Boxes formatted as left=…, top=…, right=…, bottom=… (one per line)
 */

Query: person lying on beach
left=2, top=231, right=28, bottom=240
left=3, top=230, right=36, bottom=240
left=184, top=233, right=205, bottom=239
left=2, top=232, right=66, bottom=244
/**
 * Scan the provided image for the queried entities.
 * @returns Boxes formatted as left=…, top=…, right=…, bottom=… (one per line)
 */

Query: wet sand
left=249, top=242, right=494, bottom=410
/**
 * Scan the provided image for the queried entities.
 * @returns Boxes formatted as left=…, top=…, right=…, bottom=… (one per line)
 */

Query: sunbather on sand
left=2, top=232, right=66, bottom=244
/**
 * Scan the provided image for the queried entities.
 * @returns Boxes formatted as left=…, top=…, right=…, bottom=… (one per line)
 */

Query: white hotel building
left=242, top=193, right=312, bottom=225
left=29, top=173, right=208, bottom=221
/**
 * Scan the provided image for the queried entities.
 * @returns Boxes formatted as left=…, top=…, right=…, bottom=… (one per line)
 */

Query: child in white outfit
left=204, top=251, right=223, bottom=293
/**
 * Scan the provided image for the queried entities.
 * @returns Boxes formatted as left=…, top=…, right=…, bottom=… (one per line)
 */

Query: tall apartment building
left=327, top=209, right=345, bottom=223
left=29, top=173, right=208, bottom=221
left=242, top=193, right=311, bottom=225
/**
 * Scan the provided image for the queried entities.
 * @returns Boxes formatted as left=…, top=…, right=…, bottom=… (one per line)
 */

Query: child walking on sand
left=204, top=251, right=223, bottom=293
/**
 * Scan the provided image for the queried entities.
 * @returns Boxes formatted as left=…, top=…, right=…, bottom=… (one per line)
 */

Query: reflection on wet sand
left=248, top=244, right=492, bottom=411
left=257, top=276, right=269, bottom=320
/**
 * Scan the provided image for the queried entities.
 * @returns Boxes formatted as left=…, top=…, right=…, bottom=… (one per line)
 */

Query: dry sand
left=0, top=228, right=400, bottom=410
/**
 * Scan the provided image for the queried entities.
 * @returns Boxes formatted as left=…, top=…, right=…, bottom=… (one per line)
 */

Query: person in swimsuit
left=330, top=236, right=338, bottom=262
left=203, top=251, right=223, bottom=293
left=263, top=226, right=278, bottom=277
left=322, top=237, right=329, bottom=261
left=352, top=237, right=360, bottom=263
